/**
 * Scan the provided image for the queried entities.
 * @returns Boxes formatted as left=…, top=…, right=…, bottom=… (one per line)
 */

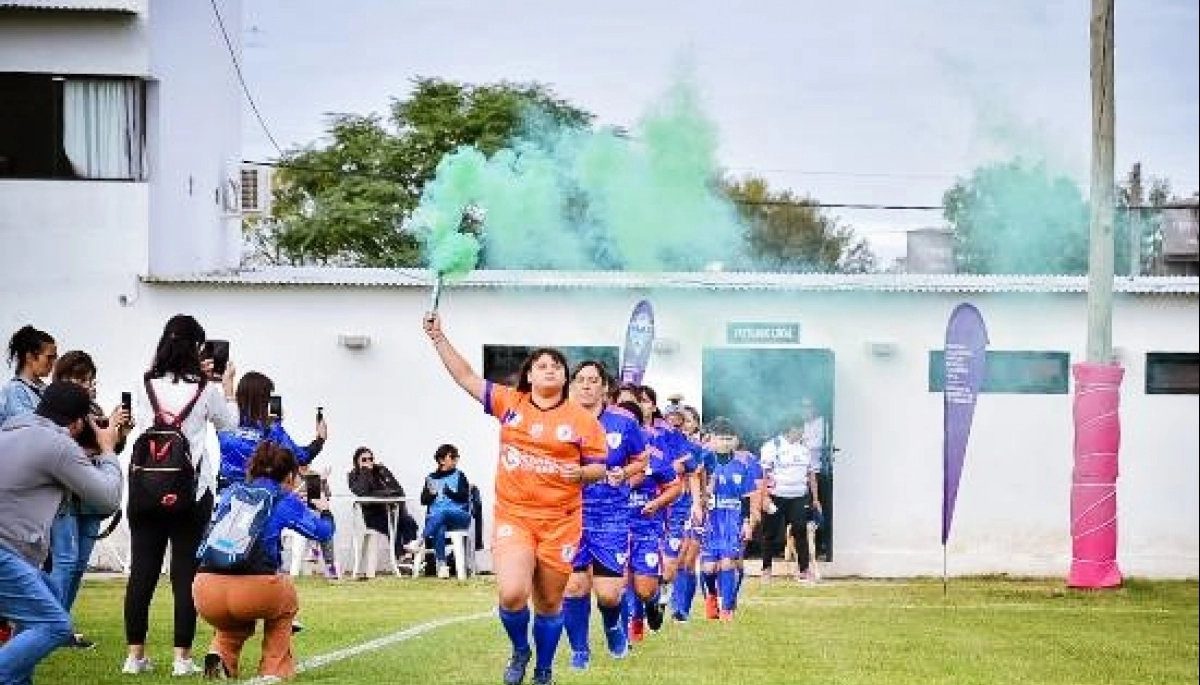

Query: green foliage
left=942, top=160, right=1090, bottom=275
left=262, top=79, right=592, bottom=266
left=727, top=175, right=875, bottom=273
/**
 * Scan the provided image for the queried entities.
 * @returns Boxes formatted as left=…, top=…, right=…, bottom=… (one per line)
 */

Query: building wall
left=0, top=8, right=149, bottom=76
left=146, top=0, right=244, bottom=274
left=4, top=281, right=1192, bottom=578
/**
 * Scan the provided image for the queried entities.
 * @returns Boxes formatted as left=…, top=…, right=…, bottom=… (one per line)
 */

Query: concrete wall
left=0, top=7, right=149, bottom=76
left=3, top=280, right=1192, bottom=578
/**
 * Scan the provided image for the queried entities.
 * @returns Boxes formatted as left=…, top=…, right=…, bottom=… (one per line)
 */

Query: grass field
left=36, top=574, right=1198, bottom=685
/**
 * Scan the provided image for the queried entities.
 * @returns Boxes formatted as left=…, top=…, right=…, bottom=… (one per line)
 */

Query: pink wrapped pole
left=1067, top=362, right=1124, bottom=588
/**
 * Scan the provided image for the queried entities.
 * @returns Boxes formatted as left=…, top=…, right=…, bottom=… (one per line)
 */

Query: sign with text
left=726, top=322, right=801, bottom=345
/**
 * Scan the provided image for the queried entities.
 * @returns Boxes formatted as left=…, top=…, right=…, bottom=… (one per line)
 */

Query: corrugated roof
left=0, top=0, right=139, bottom=12
left=141, top=267, right=1200, bottom=295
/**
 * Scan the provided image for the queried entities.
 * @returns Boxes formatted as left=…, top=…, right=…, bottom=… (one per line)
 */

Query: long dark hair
left=246, top=441, right=298, bottom=483
left=570, top=359, right=611, bottom=387
left=236, top=371, right=273, bottom=427
left=515, top=347, right=569, bottom=400
left=6, top=325, right=54, bottom=372
left=149, top=314, right=205, bottom=381
left=52, top=350, right=96, bottom=383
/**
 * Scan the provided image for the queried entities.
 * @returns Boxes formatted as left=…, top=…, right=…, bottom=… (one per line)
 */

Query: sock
left=718, top=569, right=738, bottom=612
left=598, top=602, right=622, bottom=633
left=562, top=596, right=590, bottom=653
left=676, top=570, right=696, bottom=616
left=702, top=570, right=718, bottom=597
left=498, top=606, right=531, bottom=655
left=532, top=612, right=564, bottom=672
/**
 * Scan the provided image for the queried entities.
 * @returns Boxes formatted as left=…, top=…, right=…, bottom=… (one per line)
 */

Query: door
left=701, top=347, right=836, bottom=560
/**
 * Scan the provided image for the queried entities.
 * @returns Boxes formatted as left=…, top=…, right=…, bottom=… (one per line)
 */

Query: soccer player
left=423, top=314, right=609, bottom=685
left=658, top=405, right=706, bottom=621
left=665, top=405, right=715, bottom=622
left=698, top=417, right=762, bottom=622
left=562, top=361, right=647, bottom=670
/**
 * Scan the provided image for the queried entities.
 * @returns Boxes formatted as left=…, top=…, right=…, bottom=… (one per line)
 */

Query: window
left=482, top=345, right=620, bottom=386
left=0, top=72, right=146, bottom=180
left=928, top=351, right=1070, bottom=394
left=1145, top=352, right=1199, bottom=395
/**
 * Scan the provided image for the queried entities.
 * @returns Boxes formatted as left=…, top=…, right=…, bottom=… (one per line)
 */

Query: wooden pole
left=1086, top=0, right=1116, bottom=363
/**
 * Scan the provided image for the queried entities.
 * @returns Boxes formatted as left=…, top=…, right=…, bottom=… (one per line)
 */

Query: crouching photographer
left=0, top=381, right=123, bottom=685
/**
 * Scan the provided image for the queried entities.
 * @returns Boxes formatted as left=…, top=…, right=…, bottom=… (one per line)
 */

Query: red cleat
left=629, top=617, right=645, bottom=642
left=704, top=594, right=719, bottom=620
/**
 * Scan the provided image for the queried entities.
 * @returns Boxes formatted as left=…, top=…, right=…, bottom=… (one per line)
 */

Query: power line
left=210, top=0, right=284, bottom=157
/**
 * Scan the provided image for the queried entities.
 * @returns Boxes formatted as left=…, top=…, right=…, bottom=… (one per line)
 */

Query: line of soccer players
left=561, top=361, right=765, bottom=671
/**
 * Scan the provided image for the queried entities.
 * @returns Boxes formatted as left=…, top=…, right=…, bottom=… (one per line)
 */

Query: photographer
left=48, top=351, right=134, bottom=649
left=347, top=447, right=417, bottom=579
left=0, top=381, right=122, bottom=685
left=216, top=372, right=326, bottom=493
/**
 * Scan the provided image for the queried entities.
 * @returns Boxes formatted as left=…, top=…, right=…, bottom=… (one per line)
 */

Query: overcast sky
left=237, top=0, right=1199, bottom=262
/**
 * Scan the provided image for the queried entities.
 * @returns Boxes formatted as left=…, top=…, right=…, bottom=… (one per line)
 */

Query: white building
left=1, top=1, right=1197, bottom=579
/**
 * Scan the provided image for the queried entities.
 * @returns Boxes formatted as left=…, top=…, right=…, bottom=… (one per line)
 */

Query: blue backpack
left=197, top=483, right=277, bottom=574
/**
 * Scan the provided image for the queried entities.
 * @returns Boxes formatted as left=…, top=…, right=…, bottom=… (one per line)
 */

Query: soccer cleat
left=203, top=652, right=229, bottom=680
left=569, top=650, right=590, bottom=670
left=502, top=649, right=532, bottom=685
left=172, top=658, right=202, bottom=676
left=644, top=599, right=664, bottom=632
left=531, top=667, right=554, bottom=685
left=69, top=633, right=96, bottom=650
left=291, top=619, right=305, bottom=634
left=704, top=594, right=719, bottom=620
left=121, top=656, right=154, bottom=674
left=719, top=609, right=735, bottom=623
left=629, top=617, right=645, bottom=642
left=604, top=624, right=629, bottom=658
left=670, top=610, right=688, bottom=623
left=0, top=620, right=12, bottom=644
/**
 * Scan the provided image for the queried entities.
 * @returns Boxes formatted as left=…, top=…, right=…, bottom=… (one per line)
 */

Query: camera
left=304, top=473, right=323, bottom=503
left=200, top=339, right=230, bottom=378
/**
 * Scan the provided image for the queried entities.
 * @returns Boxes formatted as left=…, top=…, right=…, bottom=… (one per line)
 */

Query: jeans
left=49, top=511, right=104, bottom=612
left=421, top=508, right=471, bottom=562
left=0, top=545, right=74, bottom=685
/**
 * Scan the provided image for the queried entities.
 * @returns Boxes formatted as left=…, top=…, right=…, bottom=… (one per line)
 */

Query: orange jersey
left=484, top=382, right=608, bottom=520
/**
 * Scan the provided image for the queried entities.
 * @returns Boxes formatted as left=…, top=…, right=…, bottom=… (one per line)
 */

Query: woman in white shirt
left=121, top=315, right=238, bottom=677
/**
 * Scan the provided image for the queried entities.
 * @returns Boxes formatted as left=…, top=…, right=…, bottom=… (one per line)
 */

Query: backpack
left=126, top=374, right=206, bottom=517
left=197, top=482, right=277, bottom=574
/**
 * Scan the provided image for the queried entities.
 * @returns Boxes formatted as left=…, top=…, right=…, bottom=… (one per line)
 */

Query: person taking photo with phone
left=215, top=372, right=327, bottom=494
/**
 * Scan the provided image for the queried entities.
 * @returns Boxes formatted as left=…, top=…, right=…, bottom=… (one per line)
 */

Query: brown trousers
left=192, top=572, right=299, bottom=679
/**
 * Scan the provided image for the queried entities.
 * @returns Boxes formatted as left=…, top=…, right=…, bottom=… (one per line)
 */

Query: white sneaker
left=436, top=563, right=450, bottom=579
left=172, top=658, right=201, bottom=676
left=121, top=656, right=154, bottom=674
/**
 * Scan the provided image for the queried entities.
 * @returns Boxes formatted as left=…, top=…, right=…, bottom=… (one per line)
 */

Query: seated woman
left=192, top=441, right=334, bottom=681
left=416, top=443, right=473, bottom=579
left=346, top=447, right=418, bottom=578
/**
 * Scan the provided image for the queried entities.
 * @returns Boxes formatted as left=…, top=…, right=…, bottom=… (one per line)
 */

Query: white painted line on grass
left=241, top=611, right=492, bottom=684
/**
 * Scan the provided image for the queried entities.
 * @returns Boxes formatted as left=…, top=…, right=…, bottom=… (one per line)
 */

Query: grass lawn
left=35, top=574, right=1198, bottom=685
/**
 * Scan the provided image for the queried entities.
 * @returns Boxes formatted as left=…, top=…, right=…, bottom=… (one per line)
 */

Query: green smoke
left=410, top=76, right=745, bottom=272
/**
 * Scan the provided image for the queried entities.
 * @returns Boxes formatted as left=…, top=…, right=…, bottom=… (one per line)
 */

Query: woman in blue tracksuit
left=417, top=443, right=472, bottom=578
left=216, top=371, right=327, bottom=492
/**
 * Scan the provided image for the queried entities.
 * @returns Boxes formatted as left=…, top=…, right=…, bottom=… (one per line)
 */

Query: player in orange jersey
left=423, top=313, right=608, bottom=685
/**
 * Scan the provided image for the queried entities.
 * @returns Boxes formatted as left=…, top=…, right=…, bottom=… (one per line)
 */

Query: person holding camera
left=0, top=381, right=123, bottom=685
left=122, top=314, right=238, bottom=677
left=216, top=371, right=327, bottom=493
left=347, top=447, right=416, bottom=579
left=47, top=351, right=134, bottom=649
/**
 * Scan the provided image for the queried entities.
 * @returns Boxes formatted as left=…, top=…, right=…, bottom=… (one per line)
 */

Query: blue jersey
left=628, top=437, right=679, bottom=538
left=581, top=405, right=647, bottom=534
left=701, top=453, right=760, bottom=561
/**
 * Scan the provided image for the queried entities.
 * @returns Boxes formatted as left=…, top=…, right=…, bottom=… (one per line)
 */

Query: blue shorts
left=700, top=509, right=744, bottom=563
left=628, top=534, right=662, bottom=577
left=571, top=529, right=629, bottom=575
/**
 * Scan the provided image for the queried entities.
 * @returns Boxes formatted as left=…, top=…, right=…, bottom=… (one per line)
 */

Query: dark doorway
left=701, top=347, right=835, bottom=560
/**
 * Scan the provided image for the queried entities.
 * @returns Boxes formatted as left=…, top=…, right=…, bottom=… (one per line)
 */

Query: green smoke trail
left=410, top=75, right=746, bottom=272
left=411, top=149, right=484, bottom=280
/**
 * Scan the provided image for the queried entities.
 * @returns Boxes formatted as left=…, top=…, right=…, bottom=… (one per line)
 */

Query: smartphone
left=121, top=391, right=132, bottom=412
left=200, top=339, right=230, bottom=377
left=316, top=406, right=324, bottom=423
left=304, top=473, right=323, bottom=502
left=268, top=394, right=283, bottom=418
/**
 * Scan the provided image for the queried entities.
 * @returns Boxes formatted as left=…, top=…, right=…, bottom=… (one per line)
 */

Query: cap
left=706, top=416, right=736, bottom=436
left=35, top=381, right=93, bottom=426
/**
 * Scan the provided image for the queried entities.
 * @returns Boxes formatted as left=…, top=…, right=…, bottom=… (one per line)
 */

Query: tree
left=725, top=175, right=875, bottom=273
left=942, top=160, right=1090, bottom=274
left=261, top=79, right=592, bottom=266
left=1116, top=162, right=1175, bottom=276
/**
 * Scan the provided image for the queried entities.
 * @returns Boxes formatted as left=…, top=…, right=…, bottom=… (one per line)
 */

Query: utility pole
left=1086, top=0, right=1115, bottom=362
